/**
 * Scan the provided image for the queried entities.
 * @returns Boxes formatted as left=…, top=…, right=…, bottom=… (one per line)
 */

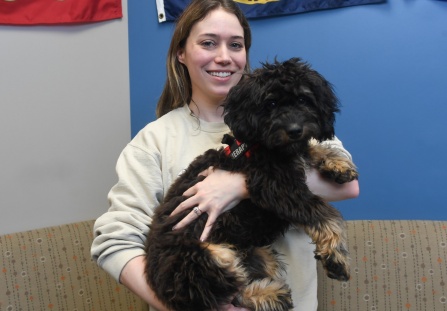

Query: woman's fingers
left=199, top=166, right=214, bottom=178
left=170, top=170, right=215, bottom=219
left=171, top=169, right=247, bottom=238
left=172, top=205, right=202, bottom=230
left=170, top=166, right=213, bottom=217
left=170, top=189, right=198, bottom=216
left=199, top=199, right=239, bottom=241
left=199, top=212, right=218, bottom=242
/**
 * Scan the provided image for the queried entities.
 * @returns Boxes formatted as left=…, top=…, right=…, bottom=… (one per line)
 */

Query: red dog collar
left=222, top=134, right=255, bottom=159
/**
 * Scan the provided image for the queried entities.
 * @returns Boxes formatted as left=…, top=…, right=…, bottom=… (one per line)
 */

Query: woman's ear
left=177, top=49, right=185, bottom=64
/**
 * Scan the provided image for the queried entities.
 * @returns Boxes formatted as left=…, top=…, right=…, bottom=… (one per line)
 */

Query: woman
left=91, top=0, right=359, bottom=310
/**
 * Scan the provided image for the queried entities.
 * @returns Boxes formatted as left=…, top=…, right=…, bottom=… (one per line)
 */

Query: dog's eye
left=259, top=101, right=277, bottom=113
left=298, top=96, right=308, bottom=104
left=262, top=102, right=276, bottom=110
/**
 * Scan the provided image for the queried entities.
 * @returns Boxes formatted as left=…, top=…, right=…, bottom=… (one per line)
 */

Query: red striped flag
left=0, top=0, right=122, bottom=25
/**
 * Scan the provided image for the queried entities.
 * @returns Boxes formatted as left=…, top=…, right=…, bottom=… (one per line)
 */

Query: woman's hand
left=171, top=167, right=248, bottom=241
left=306, top=168, right=359, bottom=202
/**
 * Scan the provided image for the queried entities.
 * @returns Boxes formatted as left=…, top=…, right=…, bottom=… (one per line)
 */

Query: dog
left=145, top=58, right=358, bottom=311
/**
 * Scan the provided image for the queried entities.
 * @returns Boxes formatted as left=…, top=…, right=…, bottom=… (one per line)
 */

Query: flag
left=0, top=0, right=122, bottom=25
left=156, top=0, right=385, bottom=23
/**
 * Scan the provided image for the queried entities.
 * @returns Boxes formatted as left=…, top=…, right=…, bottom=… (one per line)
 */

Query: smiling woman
left=92, top=1, right=255, bottom=310
left=176, top=8, right=247, bottom=121
left=155, top=0, right=252, bottom=118
left=91, top=1, right=358, bottom=310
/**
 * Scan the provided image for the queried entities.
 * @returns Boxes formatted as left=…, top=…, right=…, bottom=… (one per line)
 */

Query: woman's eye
left=201, top=40, right=216, bottom=48
left=230, top=42, right=244, bottom=50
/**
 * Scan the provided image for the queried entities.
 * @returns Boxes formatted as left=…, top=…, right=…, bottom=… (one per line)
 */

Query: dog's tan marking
left=307, top=220, right=343, bottom=255
left=305, top=219, right=350, bottom=278
left=237, top=279, right=293, bottom=311
left=254, top=246, right=284, bottom=280
left=204, top=243, right=248, bottom=284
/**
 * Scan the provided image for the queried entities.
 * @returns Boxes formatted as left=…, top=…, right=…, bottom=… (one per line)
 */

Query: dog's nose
left=287, top=124, right=303, bottom=139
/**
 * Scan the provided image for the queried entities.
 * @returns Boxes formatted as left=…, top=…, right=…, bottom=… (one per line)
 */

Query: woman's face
left=177, top=8, right=247, bottom=105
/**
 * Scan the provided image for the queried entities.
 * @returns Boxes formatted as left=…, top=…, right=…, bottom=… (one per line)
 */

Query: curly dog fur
left=145, top=58, right=358, bottom=311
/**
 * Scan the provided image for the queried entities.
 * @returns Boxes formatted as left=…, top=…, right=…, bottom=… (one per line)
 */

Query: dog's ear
left=306, top=68, right=340, bottom=142
left=223, top=74, right=263, bottom=144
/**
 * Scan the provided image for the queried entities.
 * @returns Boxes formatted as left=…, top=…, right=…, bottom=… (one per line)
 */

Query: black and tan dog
left=145, top=58, right=358, bottom=311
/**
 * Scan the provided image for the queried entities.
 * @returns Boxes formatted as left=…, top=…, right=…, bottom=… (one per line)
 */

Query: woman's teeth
left=209, top=72, right=231, bottom=78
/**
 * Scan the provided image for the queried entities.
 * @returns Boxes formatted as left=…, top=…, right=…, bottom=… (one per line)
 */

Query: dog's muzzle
left=286, top=124, right=303, bottom=140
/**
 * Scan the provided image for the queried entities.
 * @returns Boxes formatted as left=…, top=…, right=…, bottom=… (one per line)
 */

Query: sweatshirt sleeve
left=90, top=142, right=163, bottom=282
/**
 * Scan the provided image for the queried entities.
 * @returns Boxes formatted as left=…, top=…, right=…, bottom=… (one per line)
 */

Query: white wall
left=0, top=1, right=130, bottom=235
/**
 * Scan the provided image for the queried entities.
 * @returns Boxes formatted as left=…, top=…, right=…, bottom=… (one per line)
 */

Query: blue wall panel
left=128, top=0, right=447, bottom=220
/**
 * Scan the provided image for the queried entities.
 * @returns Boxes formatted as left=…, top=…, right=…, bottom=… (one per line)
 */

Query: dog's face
left=223, top=58, right=340, bottom=155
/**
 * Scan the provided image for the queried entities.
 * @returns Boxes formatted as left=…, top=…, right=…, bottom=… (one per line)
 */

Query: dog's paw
left=319, top=158, right=359, bottom=184
left=332, top=168, right=359, bottom=184
left=324, top=256, right=350, bottom=282
left=316, top=249, right=350, bottom=282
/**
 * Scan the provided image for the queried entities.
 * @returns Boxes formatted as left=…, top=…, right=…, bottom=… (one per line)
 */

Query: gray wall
left=0, top=1, right=130, bottom=235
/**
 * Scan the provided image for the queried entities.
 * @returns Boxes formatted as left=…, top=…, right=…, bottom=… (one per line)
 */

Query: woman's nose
left=215, top=46, right=231, bottom=65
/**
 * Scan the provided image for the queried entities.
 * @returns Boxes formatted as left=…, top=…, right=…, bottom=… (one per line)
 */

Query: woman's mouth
left=208, top=71, right=232, bottom=78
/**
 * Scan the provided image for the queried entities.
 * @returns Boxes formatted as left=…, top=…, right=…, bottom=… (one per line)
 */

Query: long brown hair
left=155, top=0, right=252, bottom=118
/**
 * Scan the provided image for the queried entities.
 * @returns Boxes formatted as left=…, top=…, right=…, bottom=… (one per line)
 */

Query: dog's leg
left=237, top=279, right=293, bottom=311
left=147, top=240, right=249, bottom=311
left=301, top=200, right=350, bottom=281
left=247, top=173, right=350, bottom=281
left=303, top=143, right=355, bottom=280
left=235, top=246, right=293, bottom=311
left=308, top=143, right=359, bottom=184
left=205, top=243, right=248, bottom=282
left=204, top=243, right=251, bottom=303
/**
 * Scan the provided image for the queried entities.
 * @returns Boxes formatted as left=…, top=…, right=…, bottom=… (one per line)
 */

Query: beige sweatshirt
left=91, top=104, right=351, bottom=311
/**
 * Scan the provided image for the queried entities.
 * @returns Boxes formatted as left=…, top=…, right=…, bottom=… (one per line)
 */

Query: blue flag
left=156, top=0, right=386, bottom=23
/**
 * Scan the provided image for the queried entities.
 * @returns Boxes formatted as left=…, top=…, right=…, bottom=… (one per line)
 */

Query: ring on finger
left=193, top=206, right=202, bottom=216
